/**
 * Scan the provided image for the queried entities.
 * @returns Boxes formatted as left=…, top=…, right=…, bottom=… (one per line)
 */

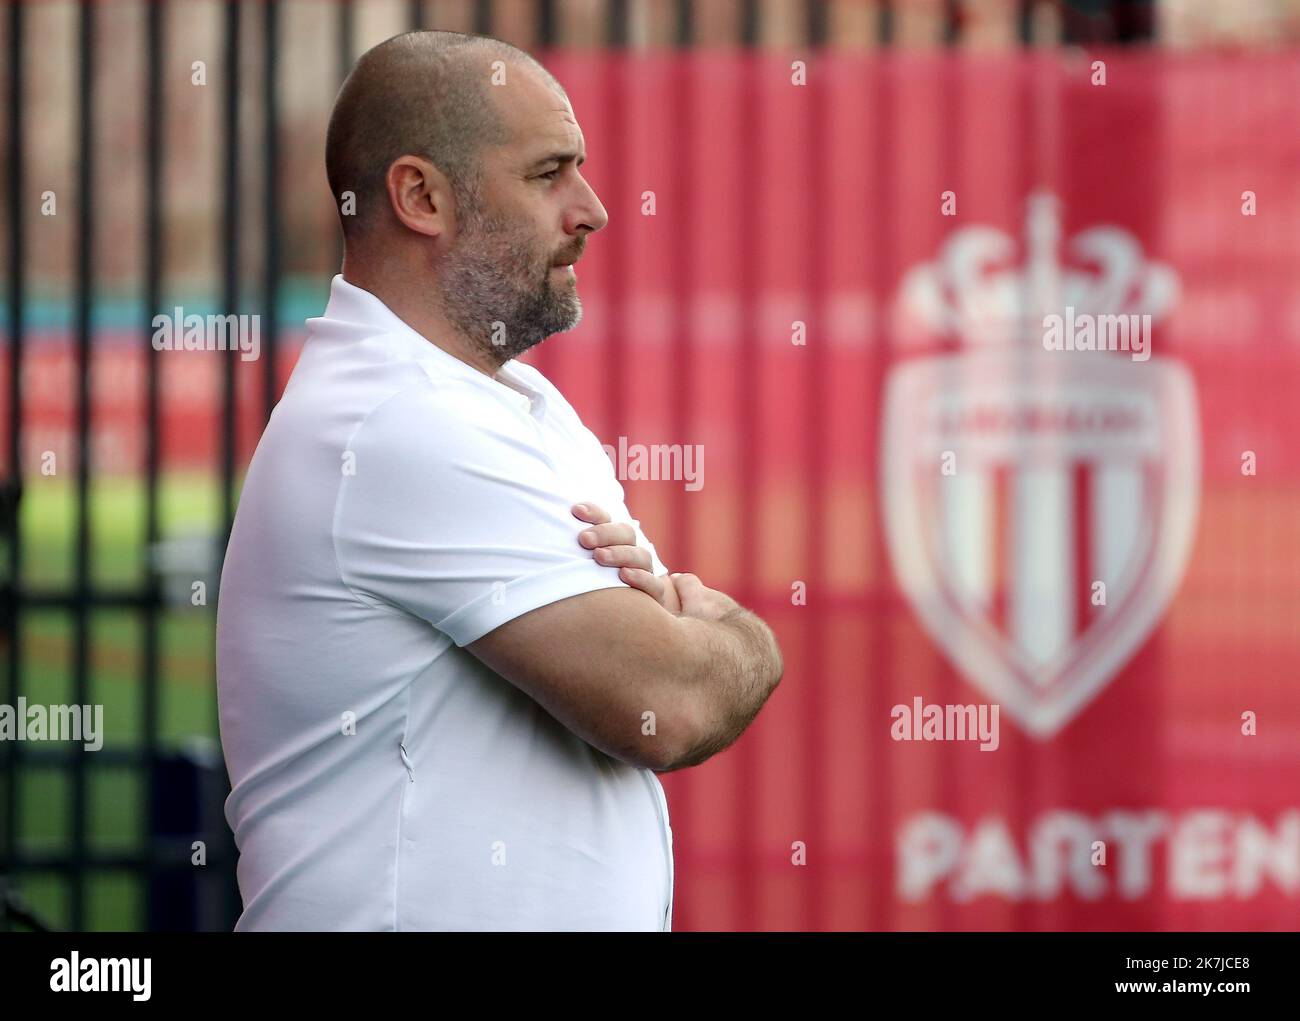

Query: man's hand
left=572, top=502, right=681, bottom=613
left=662, top=571, right=739, bottom=623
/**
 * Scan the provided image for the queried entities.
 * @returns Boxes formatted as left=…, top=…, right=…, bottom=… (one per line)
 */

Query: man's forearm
left=658, top=607, right=783, bottom=771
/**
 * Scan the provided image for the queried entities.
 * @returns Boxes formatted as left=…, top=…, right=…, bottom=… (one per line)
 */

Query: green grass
left=7, top=472, right=229, bottom=931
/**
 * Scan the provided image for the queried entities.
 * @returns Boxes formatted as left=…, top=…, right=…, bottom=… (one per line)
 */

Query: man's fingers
left=593, top=544, right=652, bottom=571
left=669, top=572, right=737, bottom=622
left=657, top=572, right=683, bottom=615
left=670, top=572, right=705, bottom=608
left=571, top=502, right=611, bottom=526
left=577, top=521, right=637, bottom=549
left=670, top=572, right=702, bottom=591
left=619, top=567, right=665, bottom=603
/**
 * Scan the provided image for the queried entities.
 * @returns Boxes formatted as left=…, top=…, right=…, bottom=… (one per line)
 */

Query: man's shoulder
left=342, top=367, right=553, bottom=481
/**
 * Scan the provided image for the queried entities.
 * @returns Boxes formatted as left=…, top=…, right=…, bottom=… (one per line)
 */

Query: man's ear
left=384, top=155, right=450, bottom=238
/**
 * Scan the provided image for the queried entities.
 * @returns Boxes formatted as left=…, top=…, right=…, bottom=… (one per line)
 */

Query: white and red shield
left=881, top=348, right=1200, bottom=738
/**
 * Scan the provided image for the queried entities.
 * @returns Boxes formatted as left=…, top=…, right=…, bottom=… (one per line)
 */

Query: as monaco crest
left=882, top=193, right=1200, bottom=738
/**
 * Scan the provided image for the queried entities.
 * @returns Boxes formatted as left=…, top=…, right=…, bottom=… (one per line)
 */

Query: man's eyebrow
left=527, top=151, right=586, bottom=170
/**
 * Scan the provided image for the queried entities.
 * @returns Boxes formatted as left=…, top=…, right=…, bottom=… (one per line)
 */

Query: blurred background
left=2, top=0, right=1299, bottom=932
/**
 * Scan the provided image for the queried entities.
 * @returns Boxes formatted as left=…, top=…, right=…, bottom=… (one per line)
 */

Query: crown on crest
left=894, top=191, right=1180, bottom=346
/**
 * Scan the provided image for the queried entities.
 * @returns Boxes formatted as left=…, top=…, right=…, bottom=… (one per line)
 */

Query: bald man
left=215, top=31, right=782, bottom=932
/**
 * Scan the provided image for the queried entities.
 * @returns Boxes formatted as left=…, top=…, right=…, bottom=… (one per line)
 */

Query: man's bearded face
left=435, top=180, right=583, bottom=364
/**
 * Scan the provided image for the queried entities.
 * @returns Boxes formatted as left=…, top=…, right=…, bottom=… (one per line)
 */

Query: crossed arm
left=466, top=503, right=784, bottom=773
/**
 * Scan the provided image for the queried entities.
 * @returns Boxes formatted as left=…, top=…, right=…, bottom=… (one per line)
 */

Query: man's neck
left=341, top=260, right=505, bottom=379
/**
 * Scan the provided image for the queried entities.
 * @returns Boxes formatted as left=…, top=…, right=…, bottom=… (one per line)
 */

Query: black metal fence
left=1, top=0, right=1157, bottom=933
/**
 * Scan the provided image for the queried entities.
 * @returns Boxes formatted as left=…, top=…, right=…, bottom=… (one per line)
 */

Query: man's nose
left=570, top=176, right=609, bottom=235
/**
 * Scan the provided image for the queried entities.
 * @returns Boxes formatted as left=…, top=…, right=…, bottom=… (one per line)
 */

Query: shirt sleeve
left=333, top=382, right=637, bottom=647
left=535, top=368, right=671, bottom=579
left=632, top=517, right=669, bottom=577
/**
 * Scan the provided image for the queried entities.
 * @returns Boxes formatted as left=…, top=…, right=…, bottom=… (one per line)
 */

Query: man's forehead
left=520, top=122, right=585, bottom=166
left=488, top=64, right=584, bottom=156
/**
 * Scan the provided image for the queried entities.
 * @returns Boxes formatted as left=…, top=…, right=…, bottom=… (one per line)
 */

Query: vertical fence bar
left=221, top=0, right=240, bottom=540
left=219, top=0, right=242, bottom=762
left=673, top=0, right=691, bottom=47
left=141, top=0, right=167, bottom=930
left=264, top=0, right=281, bottom=421
left=336, top=0, right=354, bottom=269
left=807, top=0, right=828, bottom=45
left=71, top=0, right=98, bottom=932
left=2, top=0, right=26, bottom=918
left=741, top=0, right=759, bottom=46
left=474, top=0, right=492, bottom=36
left=409, top=0, right=426, bottom=31
left=607, top=0, right=627, bottom=46
left=604, top=6, right=627, bottom=449
left=537, top=0, right=556, bottom=46
left=338, top=0, right=355, bottom=81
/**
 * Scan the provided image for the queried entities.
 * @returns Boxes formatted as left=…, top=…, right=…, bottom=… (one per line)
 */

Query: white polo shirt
left=216, top=274, right=674, bottom=931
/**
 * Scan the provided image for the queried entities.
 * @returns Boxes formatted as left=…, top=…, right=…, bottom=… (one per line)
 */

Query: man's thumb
left=670, top=573, right=704, bottom=607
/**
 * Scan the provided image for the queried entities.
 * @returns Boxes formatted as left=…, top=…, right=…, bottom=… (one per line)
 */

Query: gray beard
left=435, top=210, right=582, bottom=366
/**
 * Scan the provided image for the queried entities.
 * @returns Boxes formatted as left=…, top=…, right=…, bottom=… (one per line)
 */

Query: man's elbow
left=634, top=685, right=719, bottom=773
left=611, top=694, right=703, bottom=772
left=651, top=625, right=784, bottom=773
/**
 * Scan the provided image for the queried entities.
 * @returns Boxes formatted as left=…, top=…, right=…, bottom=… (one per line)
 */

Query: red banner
left=541, top=50, right=1300, bottom=931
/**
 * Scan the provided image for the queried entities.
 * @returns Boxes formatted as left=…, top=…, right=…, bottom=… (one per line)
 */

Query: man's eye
left=537, top=169, right=559, bottom=180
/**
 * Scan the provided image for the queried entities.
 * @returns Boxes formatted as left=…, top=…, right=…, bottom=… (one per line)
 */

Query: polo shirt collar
left=317, top=274, right=545, bottom=418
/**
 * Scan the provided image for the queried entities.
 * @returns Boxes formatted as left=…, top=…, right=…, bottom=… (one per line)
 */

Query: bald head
left=325, top=30, right=565, bottom=243
left=326, top=30, right=608, bottom=374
